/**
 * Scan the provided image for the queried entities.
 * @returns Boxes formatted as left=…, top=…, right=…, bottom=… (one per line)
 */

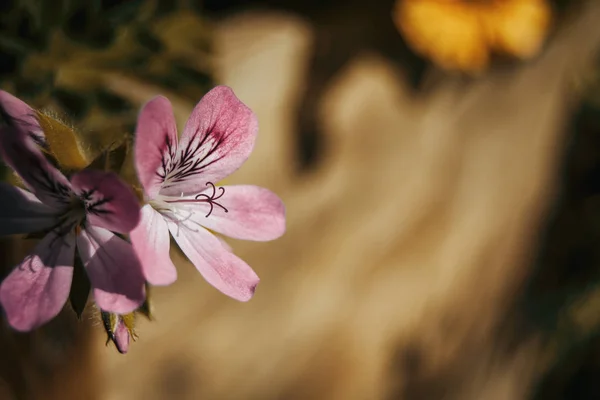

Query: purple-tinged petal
left=77, top=226, right=145, bottom=314
left=160, top=86, right=258, bottom=197
left=167, top=219, right=259, bottom=301
left=0, top=231, right=75, bottom=331
left=0, top=183, right=57, bottom=235
left=130, top=205, right=177, bottom=286
left=0, top=127, right=71, bottom=209
left=174, top=185, right=286, bottom=241
left=135, top=96, right=179, bottom=198
left=0, top=90, right=45, bottom=145
left=70, top=170, right=141, bottom=234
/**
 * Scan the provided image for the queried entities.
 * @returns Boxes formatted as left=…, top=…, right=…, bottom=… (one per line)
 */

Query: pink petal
left=101, top=311, right=132, bottom=354
left=0, top=90, right=45, bottom=145
left=0, top=127, right=71, bottom=209
left=0, top=231, right=75, bottom=331
left=176, top=185, right=286, bottom=241
left=77, top=226, right=145, bottom=314
left=134, top=96, right=179, bottom=198
left=0, top=183, right=57, bottom=235
left=113, top=316, right=131, bottom=354
left=104, top=313, right=131, bottom=354
left=70, top=169, right=141, bottom=234
left=129, top=205, right=177, bottom=286
left=167, top=219, right=259, bottom=301
left=160, top=86, right=258, bottom=197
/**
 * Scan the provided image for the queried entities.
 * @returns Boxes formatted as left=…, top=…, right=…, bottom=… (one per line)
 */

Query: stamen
left=195, top=182, right=228, bottom=217
left=164, top=182, right=229, bottom=217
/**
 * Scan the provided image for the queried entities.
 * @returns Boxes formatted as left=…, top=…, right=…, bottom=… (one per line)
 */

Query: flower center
left=43, top=194, right=87, bottom=240
left=66, top=195, right=88, bottom=223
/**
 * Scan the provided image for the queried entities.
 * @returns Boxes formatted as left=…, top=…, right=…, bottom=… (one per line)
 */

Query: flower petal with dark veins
left=0, top=127, right=72, bottom=210
left=71, top=169, right=141, bottom=234
left=135, top=96, right=179, bottom=198
left=159, top=86, right=258, bottom=197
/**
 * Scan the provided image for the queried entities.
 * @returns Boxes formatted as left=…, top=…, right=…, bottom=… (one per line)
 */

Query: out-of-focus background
left=2, top=0, right=600, bottom=399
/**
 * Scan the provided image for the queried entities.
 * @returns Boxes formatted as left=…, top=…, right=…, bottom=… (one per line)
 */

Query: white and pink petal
left=130, top=205, right=177, bottom=286
left=174, top=184, right=286, bottom=241
left=167, top=217, right=259, bottom=301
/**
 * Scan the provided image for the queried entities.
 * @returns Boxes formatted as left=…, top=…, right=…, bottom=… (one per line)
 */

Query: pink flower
left=112, top=317, right=131, bottom=353
left=0, top=97, right=145, bottom=331
left=102, top=311, right=135, bottom=354
left=130, top=86, right=286, bottom=301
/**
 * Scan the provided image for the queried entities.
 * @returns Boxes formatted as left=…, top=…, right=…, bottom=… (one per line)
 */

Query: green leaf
left=101, top=310, right=138, bottom=353
left=137, top=282, right=154, bottom=321
left=101, top=310, right=116, bottom=345
left=36, top=110, right=90, bottom=170
left=86, top=136, right=129, bottom=174
left=23, top=231, right=48, bottom=240
left=68, top=252, right=91, bottom=319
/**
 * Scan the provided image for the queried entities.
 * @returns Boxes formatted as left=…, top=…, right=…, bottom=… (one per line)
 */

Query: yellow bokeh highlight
left=394, top=0, right=553, bottom=73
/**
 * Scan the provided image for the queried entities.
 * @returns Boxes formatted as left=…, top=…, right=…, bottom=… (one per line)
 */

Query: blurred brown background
left=3, top=0, right=600, bottom=399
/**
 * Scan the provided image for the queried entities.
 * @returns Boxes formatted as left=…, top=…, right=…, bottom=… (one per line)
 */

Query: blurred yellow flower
left=393, top=0, right=552, bottom=73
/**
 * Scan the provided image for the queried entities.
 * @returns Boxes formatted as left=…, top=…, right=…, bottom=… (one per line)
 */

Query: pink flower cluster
left=0, top=87, right=286, bottom=350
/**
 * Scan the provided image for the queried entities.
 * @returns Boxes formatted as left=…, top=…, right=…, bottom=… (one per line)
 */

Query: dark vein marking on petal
left=18, top=226, right=75, bottom=273
left=156, top=134, right=177, bottom=181
left=0, top=104, right=48, bottom=149
left=159, top=120, right=231, bottom=189
left=79, top=188, right=114, bottom=217
left=18, top=144, right=71, bottom=204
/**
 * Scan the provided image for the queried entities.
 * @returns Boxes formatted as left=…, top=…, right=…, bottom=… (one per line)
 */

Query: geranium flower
left=102, top=311, right=137, bottom=354
left=130, top=86, right=286, bottom=301
left=0, top=109, right=145, bottom=331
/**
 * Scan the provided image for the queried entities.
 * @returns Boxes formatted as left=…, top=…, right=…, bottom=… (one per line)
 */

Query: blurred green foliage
left=527, top=54, right=600, bottom=399
left=0, top=0, right=214, bottom=149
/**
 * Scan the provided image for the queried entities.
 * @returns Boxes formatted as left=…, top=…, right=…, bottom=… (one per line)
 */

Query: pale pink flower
left=102, top=311, right=134, bottom=354
left=130, top=86, right=286, bottom=301
left=111, top=317, right=131, bottom=353
left=0, top=96, right=145, bottom=331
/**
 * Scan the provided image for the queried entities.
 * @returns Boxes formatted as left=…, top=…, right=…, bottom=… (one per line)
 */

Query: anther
left=194, top=182, right=229, bottom=217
